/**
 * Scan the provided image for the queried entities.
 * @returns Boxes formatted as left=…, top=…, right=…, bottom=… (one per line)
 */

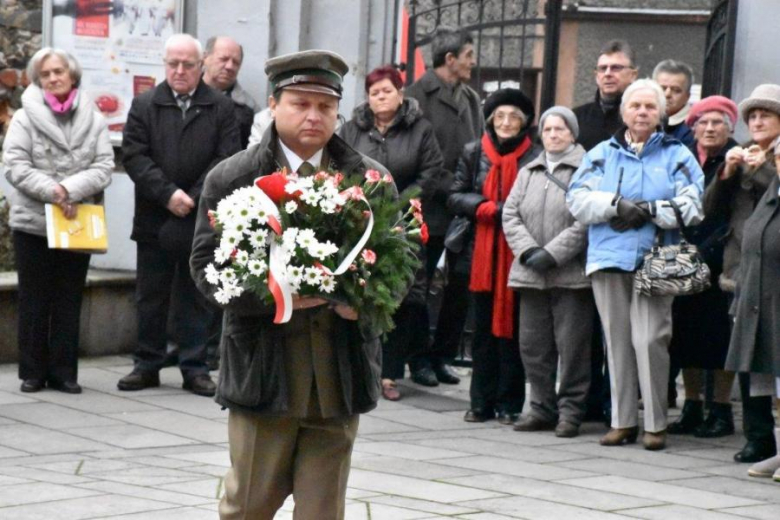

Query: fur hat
left=738, top=84, right=780, bottom=123
left=483, top=88, right=535, bottom=123
left=539, top=106, right=579, bottom=140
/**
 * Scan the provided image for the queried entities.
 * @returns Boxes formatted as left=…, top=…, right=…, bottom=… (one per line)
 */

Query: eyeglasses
left=695, top=118, right=726, bottom=128
left=596, top=64, right=633, bottom=74
left=164, top=59, right=200, bottom=70
left=494, top=112, right=524, bottom=124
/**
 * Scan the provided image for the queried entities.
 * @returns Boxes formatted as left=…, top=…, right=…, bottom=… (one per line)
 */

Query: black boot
left=694, top=402, right=735, bottom=438
left=667, top=399, right=704, bottom=434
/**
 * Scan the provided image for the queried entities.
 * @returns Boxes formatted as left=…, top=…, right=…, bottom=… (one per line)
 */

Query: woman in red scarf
left=448, top=89, right=541, bottom=424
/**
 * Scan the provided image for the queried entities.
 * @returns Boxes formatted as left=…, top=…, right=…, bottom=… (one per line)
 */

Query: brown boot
left=600, top=426, right=639, bottom=446
left=643, top=430, right=667, bottom=451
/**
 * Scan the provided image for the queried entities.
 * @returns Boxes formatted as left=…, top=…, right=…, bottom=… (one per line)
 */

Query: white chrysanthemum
left=249, top=229, right=267, bottom=248
left=223, top=281, right=244, bottom=299
left=319, top=275, right=337, bottom=293
left=219, top=269, right=238, bottom=285
left=287, top=264, right=304, bottom=283
left=214, top=248, right=230, bottom=264
left=308, top=240, right=339, bottom=260
left=247, top=259, right=267, bottom=276
left=285, top=201, right=298, bottom=214
left=221, top=230, right=243, bottom=249
left=303, top=266, right=323, bottom=286
left=214, top=288, right=231, bottom=305
left=282, top=228, right=298, bottom=250
left=205, top=264, right=220, bottom=285
left=296, top=228, right=317, bottom=249
left=319, top=199, right=338, bottom=214
left=297, top=177, right=314, bottom=189
left=300, top=189, right=320, bottom=206
left=234, top=250, right=249, bottom=266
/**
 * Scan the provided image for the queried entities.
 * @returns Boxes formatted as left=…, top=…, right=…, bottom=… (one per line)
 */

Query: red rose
left=421, top=223, right=429, bottom=244
left=255, top=173, right=290, bottom=203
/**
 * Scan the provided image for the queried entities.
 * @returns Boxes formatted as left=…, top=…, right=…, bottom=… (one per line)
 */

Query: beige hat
left=738, top=84, right=780, bottom=123
left=265, top=50, right=349, bottom=98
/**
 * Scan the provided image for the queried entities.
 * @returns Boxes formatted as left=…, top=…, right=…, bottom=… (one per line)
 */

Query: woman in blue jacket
left=567, top=79, right=704, bottom=450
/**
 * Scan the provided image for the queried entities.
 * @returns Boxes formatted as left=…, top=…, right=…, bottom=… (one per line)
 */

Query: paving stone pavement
left=0, top=356, right=778, bottom=519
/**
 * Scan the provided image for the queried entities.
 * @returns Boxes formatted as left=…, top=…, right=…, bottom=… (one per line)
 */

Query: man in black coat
left=118, top=33, right=240, bottom=396
left=405, top=26, right=483, bottom=387
left=573, top=39, right=637, bottom=152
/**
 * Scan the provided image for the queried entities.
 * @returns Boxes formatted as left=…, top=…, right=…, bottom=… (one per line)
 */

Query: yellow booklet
left=45, top=203, right=108, bottom=253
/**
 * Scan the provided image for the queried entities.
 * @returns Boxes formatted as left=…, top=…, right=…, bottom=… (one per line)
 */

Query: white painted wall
left=732, top=0, right=780, bottom=143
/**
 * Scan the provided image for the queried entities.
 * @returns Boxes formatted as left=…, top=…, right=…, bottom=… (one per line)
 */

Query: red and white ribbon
left=253, top=180, right=374, bottom=324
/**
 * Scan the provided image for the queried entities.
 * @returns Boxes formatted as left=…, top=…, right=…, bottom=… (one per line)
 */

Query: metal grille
left=701, top=0, right=738, bottom=97
left=404, top=0, right=562, bottom=112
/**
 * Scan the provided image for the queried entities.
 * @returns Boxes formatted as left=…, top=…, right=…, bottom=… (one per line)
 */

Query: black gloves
left=523, top=247, right=557, bottom=272
left=610, top=198, right=652, bottom=232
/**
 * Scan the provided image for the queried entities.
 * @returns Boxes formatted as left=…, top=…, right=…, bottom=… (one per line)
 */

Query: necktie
left=298, top=161, right=315, bottom=176
left=176, top=94, right=190, bottom=119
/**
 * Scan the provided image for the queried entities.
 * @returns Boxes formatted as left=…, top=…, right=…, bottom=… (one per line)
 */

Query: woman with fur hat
left=448, top=88, right=541, bottom=424
left=709, top=84, right=780, bottom=468
left=502, top=106, right=594, bottom=438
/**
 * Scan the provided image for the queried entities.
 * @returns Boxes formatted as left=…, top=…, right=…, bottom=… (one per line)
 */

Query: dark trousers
left=135, top=243, right=210, bottom=377
left=585, top=316, right=610, bottom=417
left=383, top=301, right=428, bottom=380
left=13, top=231, right=90, bottom=383
left=470, top=291, right=525, bottom=414
left=738, top=372, right=776, bottom=443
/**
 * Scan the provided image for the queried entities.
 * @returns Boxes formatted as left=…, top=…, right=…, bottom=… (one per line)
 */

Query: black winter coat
left=122, top=80, right=240, bottom=243
left=340, top=98, right=442, bottom=305
left=339, top=98, right=443, bottom=200
left=670, top=138, right=737, bottom=369
left=405, top=70, right=483, bottom=235
left=573, top=90, right=623, bottom=152
left=447, top=136, right=542, bottom=273
left=190, top=125, right=391, bottom=416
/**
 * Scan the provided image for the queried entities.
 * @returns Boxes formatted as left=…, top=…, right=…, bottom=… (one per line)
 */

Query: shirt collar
left=278, top=139, right=323, bottom=173
left=170, top=86, right=197, bottom=99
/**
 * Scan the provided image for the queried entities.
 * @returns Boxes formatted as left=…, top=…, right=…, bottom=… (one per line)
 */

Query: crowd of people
left=2, top=23, right=780, bottom=518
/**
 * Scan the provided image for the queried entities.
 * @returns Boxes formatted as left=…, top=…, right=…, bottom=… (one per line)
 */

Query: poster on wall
left=44, top=0, right=184, bottom=144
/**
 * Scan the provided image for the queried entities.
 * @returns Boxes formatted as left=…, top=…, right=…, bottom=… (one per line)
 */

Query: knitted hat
left=738, top=84, right=780, bottom=123
left=539, top=106, right=579, bottom=140
left=483, top=88, right=535, bottom=123
left=685, top=95, right=738, bottom=127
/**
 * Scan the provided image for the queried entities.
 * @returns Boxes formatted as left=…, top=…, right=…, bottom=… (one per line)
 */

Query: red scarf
left=469, top=133, right=531, bottom=339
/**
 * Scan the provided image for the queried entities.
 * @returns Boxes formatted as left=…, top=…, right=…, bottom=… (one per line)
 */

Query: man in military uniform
left=190, top=50, right=391, bottom=519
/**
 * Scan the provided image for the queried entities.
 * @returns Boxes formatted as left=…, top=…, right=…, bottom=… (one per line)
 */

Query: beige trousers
left=219, top=411, right=359, bottom=520
left=592, top=271, right=673, bottom=433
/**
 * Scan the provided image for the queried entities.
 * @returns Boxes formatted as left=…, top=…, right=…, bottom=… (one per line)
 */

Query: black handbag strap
left=667, top=199, right=689, bottom=241
left=544, top=170, right=569, bottom=193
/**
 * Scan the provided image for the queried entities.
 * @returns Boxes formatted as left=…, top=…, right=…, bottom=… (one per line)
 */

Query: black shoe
left=513, top=415, right=556, bottom=432
left=694, top=402, right=734, bottom=438
left=48, top=380, right=82, bottom=394
left=20, top=379, right=45, bottom=393
left=183, top=374, right=216, bottom=397
left=411, top=367, right=439, bottom=387
left=464, top=409, right=495, bottom=423
left=734, top=439, right=777, bottom=463
left=496, top=411, right=519, bottom=425
left=117, top=370, right=160, bottom=391
left=207, top=357, right=220, bottom=371
left=432, top=363, right=460, bottom=385
left=667, top=399, right=704, bottom=435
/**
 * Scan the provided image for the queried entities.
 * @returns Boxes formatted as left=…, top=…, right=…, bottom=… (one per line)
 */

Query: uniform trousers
left=518, top=288, right=594, bottom=425
left=219, top=411, right=358, bottom=520
left=592, top=271, right=673, bottom=433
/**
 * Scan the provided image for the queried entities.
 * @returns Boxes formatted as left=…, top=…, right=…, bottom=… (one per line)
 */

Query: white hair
left=164, top=33, right=203, bottom=60
left=27, top=47, right=82, bottom=88
left=621, top=78, right=667, bottom=117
